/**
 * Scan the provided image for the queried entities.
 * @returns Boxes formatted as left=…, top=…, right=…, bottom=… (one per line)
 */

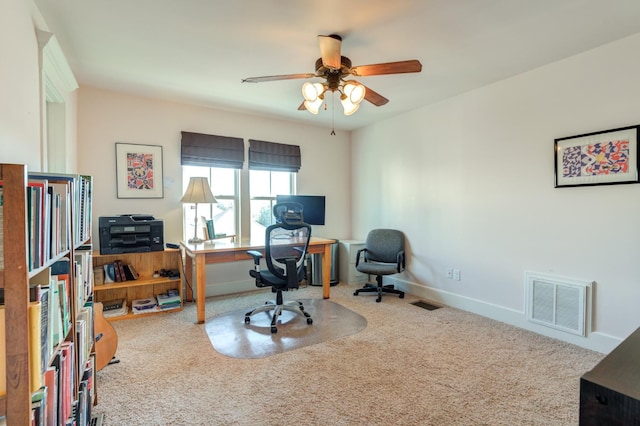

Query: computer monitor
left=276, top=195, right=326, bottom=225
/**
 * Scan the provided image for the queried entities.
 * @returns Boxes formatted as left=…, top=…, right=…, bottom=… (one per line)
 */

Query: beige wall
left=0, top=0, right=41, bottom=168
left=352, top=33, right=640, bottom=353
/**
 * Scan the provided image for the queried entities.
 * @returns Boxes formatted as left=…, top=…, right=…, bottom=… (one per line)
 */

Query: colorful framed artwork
left=554, top=125, right=640, bottom=188
left=115, top=142, right=164, bottom=198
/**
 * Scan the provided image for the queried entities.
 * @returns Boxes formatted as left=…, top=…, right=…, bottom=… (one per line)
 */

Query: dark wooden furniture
left=580, top=327, right=640, bottom=425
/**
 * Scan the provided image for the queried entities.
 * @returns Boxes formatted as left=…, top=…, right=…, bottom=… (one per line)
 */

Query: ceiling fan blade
left=318, top=34, right=342, bottom=70
left=242, top=73, right=316, bottom=83
left=362, top=84, right=389, bottom=106
left=298, top=101, right=306, bottom=111
left=351, top=60, right=422, bottom=77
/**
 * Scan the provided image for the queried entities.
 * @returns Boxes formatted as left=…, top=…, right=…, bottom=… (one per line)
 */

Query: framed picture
left=115, top=142, right=164, bottom=198
left=554, top=125, right=640, bottom=188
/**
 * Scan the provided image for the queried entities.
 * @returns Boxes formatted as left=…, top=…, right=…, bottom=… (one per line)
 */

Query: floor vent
left=411, top=300, right=441, bottom=311
left=525, top=271, right=593, bottom=337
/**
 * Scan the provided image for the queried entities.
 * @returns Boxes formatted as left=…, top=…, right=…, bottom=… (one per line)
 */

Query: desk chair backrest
left=363, top=228, right=405, bottom=265
left=265, top=221, right=312, bottom=286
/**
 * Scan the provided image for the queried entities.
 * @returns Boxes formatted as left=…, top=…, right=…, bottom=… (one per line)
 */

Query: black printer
left=99, top=214, right=164, bottom=254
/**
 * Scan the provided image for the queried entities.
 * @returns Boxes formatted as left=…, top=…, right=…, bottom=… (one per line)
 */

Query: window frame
left=182, top=166, right=295, bottom=241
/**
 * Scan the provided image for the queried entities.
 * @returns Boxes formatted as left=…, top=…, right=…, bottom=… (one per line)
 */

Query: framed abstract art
left=115, top=142, right=164, bottom=198
left=554, top=125, right=640, bottom=188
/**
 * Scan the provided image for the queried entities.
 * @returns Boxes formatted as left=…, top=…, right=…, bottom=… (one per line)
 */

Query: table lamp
left=181, top=177, right=217, bottom=244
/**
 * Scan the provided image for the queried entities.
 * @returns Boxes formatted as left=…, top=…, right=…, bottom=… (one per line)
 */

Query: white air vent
left=525, top=271, right=593, bottom=337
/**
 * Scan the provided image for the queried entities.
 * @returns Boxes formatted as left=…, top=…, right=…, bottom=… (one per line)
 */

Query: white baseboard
left=388, top=277, right=621, bottom=354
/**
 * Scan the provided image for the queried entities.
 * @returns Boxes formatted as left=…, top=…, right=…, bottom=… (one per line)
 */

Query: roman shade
left=181, top=131, right=244, bottom=169
left=248, top=139, right=301, bottom=172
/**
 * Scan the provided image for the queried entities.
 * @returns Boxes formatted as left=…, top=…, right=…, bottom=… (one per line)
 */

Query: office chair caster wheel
left=271, top=326, right=277, bottom=334
left=307, top=318, right=313, bottom=325
left=376, top=297, right=382, bottom=303
left=353, top=291, right=358, bottom=296
left=400, top=293, right=405, bottom=299
left=244, top=316, right=250, bottom=324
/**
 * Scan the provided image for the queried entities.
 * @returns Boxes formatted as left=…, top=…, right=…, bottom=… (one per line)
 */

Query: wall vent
left=525, top=271, right=593, bottom=337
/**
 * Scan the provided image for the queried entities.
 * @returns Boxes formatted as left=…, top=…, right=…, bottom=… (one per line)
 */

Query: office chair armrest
left=246, top=250, right=263, bottom=265
left=285, top=258, right=298, bottom=289
left=355, top=248, right=368, bottom=267
left=397, top=250, right=405, bottom=272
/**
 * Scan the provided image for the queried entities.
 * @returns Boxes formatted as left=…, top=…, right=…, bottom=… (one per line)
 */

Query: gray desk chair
left=245, top=204, right=313, bottom=333
left=353, top=229, right=406, bottom=303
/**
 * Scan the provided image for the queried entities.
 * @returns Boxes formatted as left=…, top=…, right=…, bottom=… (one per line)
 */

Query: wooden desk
left=181, top=237, right=336, bottom=324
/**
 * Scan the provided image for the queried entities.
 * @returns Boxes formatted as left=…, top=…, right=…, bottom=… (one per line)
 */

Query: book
left=131, top=298, right=158, bottom=314
left=206, top=219, right=215, bottom=241
left=124, top=264, right=139, bottom=280
left=101, top=299, right=125, bottom=311
left=0, top=306, right=5, bottom=396
left=28, top=301, right=44, bottom=393
left=0, top=184, right=3, bottom=270
left=156, top=291, right=181, bottom=307
left=113, top=260, right=124, bottom=282
left=43, top=365, right=59, bottom=426
left=102, top=303, right=128, bottom=318
left=103, top=263, right=115, bottom=283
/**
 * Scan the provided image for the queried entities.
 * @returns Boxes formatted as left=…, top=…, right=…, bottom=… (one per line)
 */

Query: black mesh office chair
left=245, top=204, right=313, bottom=333
left=353, top=229, right=406, bottom=303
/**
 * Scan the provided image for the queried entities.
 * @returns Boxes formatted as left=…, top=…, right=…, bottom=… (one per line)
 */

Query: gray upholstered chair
left=353, top=229, right=405, bottom=302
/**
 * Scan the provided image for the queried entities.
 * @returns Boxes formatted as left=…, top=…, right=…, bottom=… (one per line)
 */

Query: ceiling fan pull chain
left=330, top=94, right=336, bottom=135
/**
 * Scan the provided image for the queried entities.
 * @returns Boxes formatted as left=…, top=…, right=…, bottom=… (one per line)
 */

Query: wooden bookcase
left=92, top=249, right=183, bottom=321
left=0, top=163, right=94, bottom=424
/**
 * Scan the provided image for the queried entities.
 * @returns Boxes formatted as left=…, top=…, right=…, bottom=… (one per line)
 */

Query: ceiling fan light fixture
left=304, top=98, right=323, bottom=114
left=349, top=83, right=366, bottom=104
left=341, top=97, right=359, bottom=116
left=302, top=82, right=325, bottom=102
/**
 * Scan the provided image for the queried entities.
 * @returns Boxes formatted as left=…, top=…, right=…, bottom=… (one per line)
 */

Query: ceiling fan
left=241, top=34, right=422, bottom=116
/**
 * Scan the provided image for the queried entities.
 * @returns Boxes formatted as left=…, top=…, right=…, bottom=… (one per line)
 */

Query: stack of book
left=101, top=299, right=128, bottom=318
left=156, top=290, right=181, bottom=311
left=131, top=298, right=158, bottom=314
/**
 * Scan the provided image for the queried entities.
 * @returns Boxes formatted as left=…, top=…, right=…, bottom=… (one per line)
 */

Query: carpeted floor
left=94, top=283, right=604, bottom=425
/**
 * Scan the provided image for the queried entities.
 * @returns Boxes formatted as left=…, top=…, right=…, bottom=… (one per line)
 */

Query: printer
left=99, top=214, right=164, bottom=254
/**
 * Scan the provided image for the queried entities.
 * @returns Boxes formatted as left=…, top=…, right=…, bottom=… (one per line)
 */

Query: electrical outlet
left=446, top=268, right=453, bottom=279
left=453, top=269, right=461, bottom=281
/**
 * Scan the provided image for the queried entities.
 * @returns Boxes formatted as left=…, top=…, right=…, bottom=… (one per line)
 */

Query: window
left=249, top=170, right=295, bottom=237
left=182, top=166, right=294, bottom=241
left=182, top=166, right=238, bottom=241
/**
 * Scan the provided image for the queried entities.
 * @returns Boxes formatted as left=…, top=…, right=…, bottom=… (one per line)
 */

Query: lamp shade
left=181, top=177, right=217, bottom=204
left=341, top=97, right=360, bottom=115
left=304, top=98, right=323, bottom=114
left=302, top=82, right=325, bottom=102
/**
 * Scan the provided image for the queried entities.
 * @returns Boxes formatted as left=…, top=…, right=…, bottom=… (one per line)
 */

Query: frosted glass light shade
left=343, top=81, right=366, bottom=104
left=304, top=98, right=323, bottom=114
left=341, top=98, right=359, bottom=115
left=302, top=82, right=325, bottom=102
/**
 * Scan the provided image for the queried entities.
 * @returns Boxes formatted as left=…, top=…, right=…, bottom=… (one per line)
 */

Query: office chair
left=245, top=204, right=313, bottom=333
left=353, top=229, right=406, bottom=303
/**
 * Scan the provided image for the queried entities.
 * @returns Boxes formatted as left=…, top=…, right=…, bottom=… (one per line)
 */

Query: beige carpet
left=204, top=298, right=367, bottom=358
left=94, top=284, right=604, bottom=425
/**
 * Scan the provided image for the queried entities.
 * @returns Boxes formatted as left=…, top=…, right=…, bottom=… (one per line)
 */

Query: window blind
left=181, top=131, right=244, bottom=169
left=248, top=139, right=301, bottom=172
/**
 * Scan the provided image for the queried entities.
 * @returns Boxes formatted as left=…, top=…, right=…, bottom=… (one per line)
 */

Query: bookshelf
left=92, top=249, right=183, bottom=320
left=0, top=163, right=94, bottom=425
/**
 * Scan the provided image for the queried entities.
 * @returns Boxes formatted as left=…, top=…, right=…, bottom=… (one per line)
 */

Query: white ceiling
left=34, top=0, right=640, bottom=132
